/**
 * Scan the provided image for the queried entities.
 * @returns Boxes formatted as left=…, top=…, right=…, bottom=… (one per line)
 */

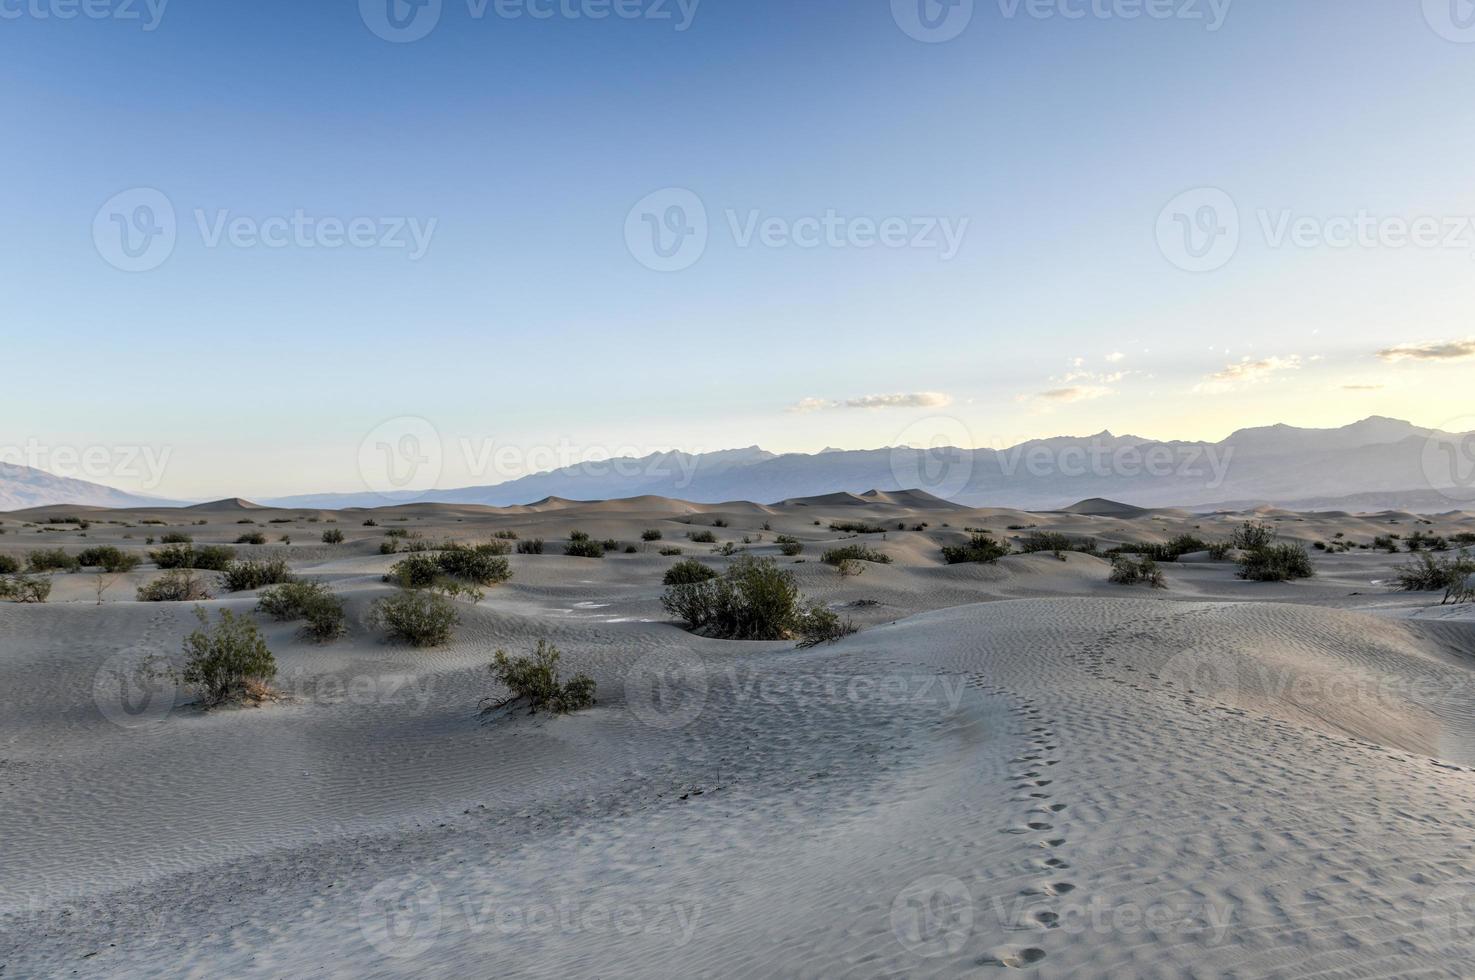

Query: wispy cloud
left=1376, top=338, right=1475, bottom=362
left=1105, top=351, right=1126, bottom=363
left=1195, top=355, right=1301, bottom=393
left=788, top=391, right=953, bottom=413
left=1341, top=383, right=1385, bottom=391
left=1033, top=385, right=1114, bottom=403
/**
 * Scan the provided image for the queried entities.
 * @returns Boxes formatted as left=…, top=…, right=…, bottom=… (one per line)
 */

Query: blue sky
left=4, top=0, right=1475, bottom=498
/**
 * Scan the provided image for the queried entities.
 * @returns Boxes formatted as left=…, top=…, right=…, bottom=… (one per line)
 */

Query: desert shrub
left=26, top=549, right=79, bottom=573
left=1372, top=535, right=1400, bottom=553
left=663, top=559, right=719, bottom=585
left=486, top=640, right=596, bottom=715
left=0, top=573, right=52, bottom=603
left=941, top=533, right=1011, bottom=565
left=712, top=518, right=730, bottom=528
left=568, top=530, right=591, bottom=542
left=1231, top=521, right=1277, bottom=552
left=642, top=529, right=663, bottom=542
left=1020, top=531, right=1096, bottom=556
left=565, top=537, right=605, bottom=559
left=321, top=528, right=345, bottom=545
left=794, top=601, right=858, bottom=649
left=181, top=608, right=277, bottom=706
left=1109, top=555, right=1166, bottom=588
left=780, top=541, right=804, bottom=557
left=379, top=540, right=399, bottom=555
left=369, top=589, right=458, bottom=647
left=712, top=541, right=740, bottom=557
left=835, top=558, right=864, bottom=578
left=77, top=546, right=141, bottom=573
left=1406, top=531, right=1450, bottom=553
left=821, top=544, right=892, bottom=566
left=658, top=547, right=683, bottom=556
left=150, top=543, right=196, bottom=569
left=1453, top=532, right=1475, bottom=546
left=159, top=532, right=193, bottom=544
left=473, top=538, right=513, bottom=556
left=687, top=529, right=717, bottom=544
left=1236, top=543, right=1314, bottom=582
left=624, top=545, right=638, bottom=553
left=0, top=556, right=18, bottom=575
left=221, top=557, right=296, bottom=592
left=385, top=553, right=442, bottom=589
left=1116, top=535, right=1208, bottom=562
left=257, top=581, right=346, bottom=640
left=136, top=570, right=213, bottom=602
left=235, top=531, right=267, bottom=545
left=599, top=538, right=620, bottom=552
left=435, top=546, right=512, bottom=586
left=362, top=519, right=378, bottom=527
left=516, top=538, right=545, bottom=555
left=494, top=530, right=519, bottom=540
left=384, top=528, right=409, bottom=539
left=829, top=521, right=886, bottom=535
left=1395, top=551, right=1475, bottom=601
left=661, top=556, right=802, bottom=640
left=1206, top=541, right=1232, bottom=560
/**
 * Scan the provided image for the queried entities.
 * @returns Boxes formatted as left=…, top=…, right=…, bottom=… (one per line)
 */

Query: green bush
left=941, top=533, right=1011, bottom=565
left=385, top=553, right=441, bottom=589
left=26, top=549, right=79, bottom=573
left=779, top=541, right=804, bottom=557
left=568, top=530, right=591, bottom=542
left=642, top=529, right=663, bottom=542
left=0, top=573, right=52, bottom=603
left=1109, top=555, right=1166, bottom=588
left=794, top=601, right=858, bottom=649
left=1231, top=521, right=1277, bottom=551
left=494, top=530, right=519, bottom=540
left=159, top=532, right=193, bottom=544
left=663, top=559, right=719, bottom=586
left=221, top=557, right=296, bottom=592
left=661, top=555, right=803, bottom=641
left=1395, top=551, right=1475, bottom=602
left=77, top=546, right=141, bottom=573
left=182, top=608, right=278, bottom=706
left=658, top=547, right=683, bottom=556
left=1115, top=535, right=1209, bottom=563
left=1019, top=531, right=1096, bottom=556
left=564, top=538, right=605, bottom=559
left=0, top=555, right=18, bottom=575
left=257, top=581, right=346, bottom=640
left=487, top=640, right=596, bottom=715
left=137, top=570, right=213, bottom=602
left=370, top=589, right=459, bottom=647
left=434, top=545, right=513, bottom=586
left=517, top=538, right=545, bottom=555
left=821, top=544, right=892, bottom=566
left=829, top=521, right=885, bottom=534
left=1236, top=543, right=1314, bottom=582
left=321, top=528, right=345, bottom=545
left=235, top=532, right=267, bottom=545
left=687, top=529, right=717, bottom=544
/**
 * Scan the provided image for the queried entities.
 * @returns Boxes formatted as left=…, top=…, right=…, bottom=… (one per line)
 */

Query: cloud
left=1033, top=385, right=1114, bottom=403
left=1376, top=339, right=1475, bottom=362
left=1105, top=351, right=1126, bottom=363
left=788, top=391, right=953, bottom=413
left=1341, top=383, right=1385, bottom=391
left=1195, top=355, right=1301, bottom=393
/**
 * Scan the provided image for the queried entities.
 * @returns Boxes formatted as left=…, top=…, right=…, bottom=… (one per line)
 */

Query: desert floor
left=2, top=492, right=1475, bottom=978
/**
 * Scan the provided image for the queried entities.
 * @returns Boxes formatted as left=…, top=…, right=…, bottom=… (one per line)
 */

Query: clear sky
left=4, top=0, right=1474, bottom=499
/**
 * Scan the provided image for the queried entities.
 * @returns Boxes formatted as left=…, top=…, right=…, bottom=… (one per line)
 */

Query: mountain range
left=4, top=417, right=1470, bottom=514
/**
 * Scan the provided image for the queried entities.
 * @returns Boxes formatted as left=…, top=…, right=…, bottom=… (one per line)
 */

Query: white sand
left=2, top=497, right=1474, bottom=977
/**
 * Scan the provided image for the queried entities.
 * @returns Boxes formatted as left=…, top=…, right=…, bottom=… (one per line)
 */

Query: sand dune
left=2, top=497, right=1474, bottom=976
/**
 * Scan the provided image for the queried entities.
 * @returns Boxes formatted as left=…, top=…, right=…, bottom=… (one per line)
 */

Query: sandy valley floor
left=2, top=492, right=1475, bottom=977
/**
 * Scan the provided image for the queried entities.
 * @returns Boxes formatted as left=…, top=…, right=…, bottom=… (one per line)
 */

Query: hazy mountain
left=258, top=417, right=1474, bottom=513
left=0, top=463, right=172, bottom=511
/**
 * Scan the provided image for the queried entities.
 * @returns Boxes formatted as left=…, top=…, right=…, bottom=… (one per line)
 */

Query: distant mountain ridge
left=259, top=416, right=1474, bottom=513
left=0, top=463, right=172, bottom=511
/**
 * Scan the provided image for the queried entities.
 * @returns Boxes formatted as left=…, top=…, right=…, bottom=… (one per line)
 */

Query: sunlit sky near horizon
left=4, top=0, right=1475, bottom=498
